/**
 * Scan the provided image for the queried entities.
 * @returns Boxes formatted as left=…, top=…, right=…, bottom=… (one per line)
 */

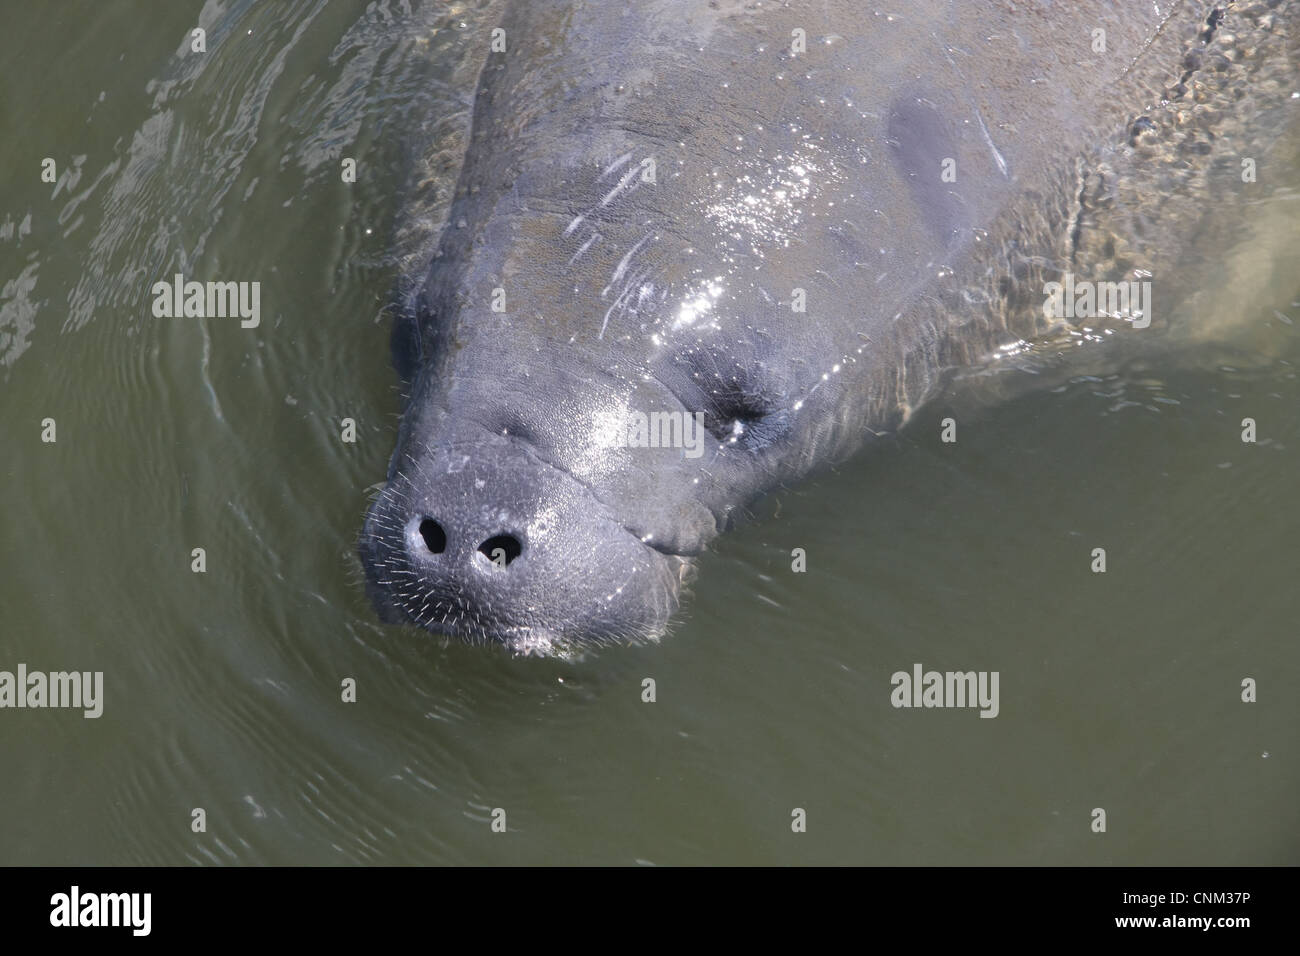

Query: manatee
left=360, top=0, right=1300, bottom=652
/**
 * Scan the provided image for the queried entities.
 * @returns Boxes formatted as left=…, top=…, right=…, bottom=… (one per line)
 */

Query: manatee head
left=356, top=264, right=837, bottom=655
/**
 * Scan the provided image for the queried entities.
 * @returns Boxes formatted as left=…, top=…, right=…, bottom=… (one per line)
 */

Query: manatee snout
left=358, top=426, right=689, bottom=653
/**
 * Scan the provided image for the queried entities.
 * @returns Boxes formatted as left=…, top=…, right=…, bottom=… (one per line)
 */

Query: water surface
left=1, top=0, right=1296, bottom=865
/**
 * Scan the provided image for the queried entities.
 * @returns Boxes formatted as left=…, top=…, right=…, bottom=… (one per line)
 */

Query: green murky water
left=1, top=0, right=1297, bottom=864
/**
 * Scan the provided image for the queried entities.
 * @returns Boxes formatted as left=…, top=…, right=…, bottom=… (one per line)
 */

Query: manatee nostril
left=418, top=518, right=447, bottom=554
left=478, top=534, right=522, bottom=567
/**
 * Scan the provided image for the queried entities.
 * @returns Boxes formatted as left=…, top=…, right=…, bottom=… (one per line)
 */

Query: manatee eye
left=689, top=364, right=791, bottom=451
left=701, top=383, right=776, bottom=444
left=660, top=342, right=791, bottom=451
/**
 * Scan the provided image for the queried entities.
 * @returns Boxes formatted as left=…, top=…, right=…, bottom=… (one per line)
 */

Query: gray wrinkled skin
left=360, top=0, right=1299, bottom=653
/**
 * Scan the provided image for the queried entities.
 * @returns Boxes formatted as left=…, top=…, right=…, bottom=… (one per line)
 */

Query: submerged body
left=360, top=0, right=1299, bottom=652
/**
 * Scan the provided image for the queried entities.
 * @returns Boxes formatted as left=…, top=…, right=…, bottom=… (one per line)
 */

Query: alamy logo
left=890, top=663, right=999, bottom=718
left=1043, top=273, right=1152, bottom=328
left=50, top=886, right=150, bottom=936
left=615, top=410, right=707, bottom=459
left=150, top=273, right=260, bottom=328
left=0, top=664, right=102, bottom=718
